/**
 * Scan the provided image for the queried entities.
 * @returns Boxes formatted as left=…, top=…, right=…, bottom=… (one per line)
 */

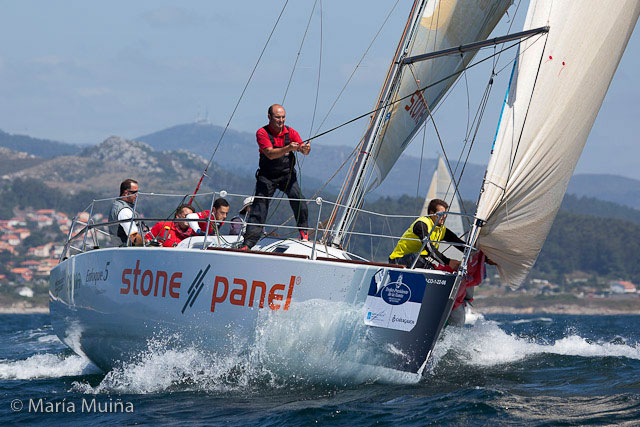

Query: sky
left=0, top=1, right=638, bottom=179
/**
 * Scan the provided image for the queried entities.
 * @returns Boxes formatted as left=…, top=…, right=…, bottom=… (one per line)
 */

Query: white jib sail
left=475, top=0, right=640, bottom=287
left=421, top=156, right=465, bottom=260
left=369, top=0, right=512, bottom=188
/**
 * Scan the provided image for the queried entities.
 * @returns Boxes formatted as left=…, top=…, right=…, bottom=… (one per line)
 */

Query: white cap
left=240, top=196, right=254, bottom=213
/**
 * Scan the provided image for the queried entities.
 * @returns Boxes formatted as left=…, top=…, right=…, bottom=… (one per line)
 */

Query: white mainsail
left=370, top=0, right=512, bottom=188
left=475, top=0, right=640, bottom=287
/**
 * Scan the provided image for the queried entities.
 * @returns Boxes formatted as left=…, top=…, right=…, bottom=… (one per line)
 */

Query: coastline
left=476, top=305, right=640, bottom=315
left=0, top=305, right=49, bottom=314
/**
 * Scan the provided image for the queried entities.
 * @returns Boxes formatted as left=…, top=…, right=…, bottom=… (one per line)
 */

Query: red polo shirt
left=256, top=125, right=303, bottom=152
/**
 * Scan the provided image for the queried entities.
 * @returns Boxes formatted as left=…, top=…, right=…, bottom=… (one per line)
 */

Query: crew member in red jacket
left=185, top=198, right=230, bottom=236
left=145, top=204, right=196, bottom=247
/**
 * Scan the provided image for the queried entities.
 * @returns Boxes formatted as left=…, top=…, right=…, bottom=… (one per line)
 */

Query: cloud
left=139, top=7, right=204, bottom=29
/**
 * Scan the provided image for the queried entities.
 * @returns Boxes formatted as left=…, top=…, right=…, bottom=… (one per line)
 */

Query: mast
left=330, top=0, right=428, bottom=246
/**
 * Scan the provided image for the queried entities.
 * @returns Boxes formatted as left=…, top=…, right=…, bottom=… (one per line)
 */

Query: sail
left=475, top=0, right=640, bottom=287
left=369, top=0, right=512, bottom=188
left=421, top=156, right=466, bottom=259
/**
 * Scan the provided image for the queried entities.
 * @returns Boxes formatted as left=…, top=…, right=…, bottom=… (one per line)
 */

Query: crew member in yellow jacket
left=389, top=198, right=465, bottom=270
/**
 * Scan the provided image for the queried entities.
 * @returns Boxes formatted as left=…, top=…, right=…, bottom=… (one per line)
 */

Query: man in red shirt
left=186, top=198, right=230, bottom=236
left=243, top=104, right=310, bottom=249
left=145, top=204, right=195, bottom=247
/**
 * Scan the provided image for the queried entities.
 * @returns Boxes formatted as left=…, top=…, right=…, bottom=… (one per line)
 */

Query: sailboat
left=49, top=0, right=639, bottom=377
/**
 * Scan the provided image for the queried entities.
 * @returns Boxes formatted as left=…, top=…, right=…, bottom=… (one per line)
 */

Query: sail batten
left=475, top=0, right=640, bottom=287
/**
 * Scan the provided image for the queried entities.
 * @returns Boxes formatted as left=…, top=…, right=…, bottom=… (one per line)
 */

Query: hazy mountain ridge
left=5, top=135, right=248, bottom=195
left=2, top=123, right=639, bottom=211
left=0, top=147, right=45, bottom=176
left=0, top=129, right=81, bottom=158
left=567, top=174, right=640, bottom=210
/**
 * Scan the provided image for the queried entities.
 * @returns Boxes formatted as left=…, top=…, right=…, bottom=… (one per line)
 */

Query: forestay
left=475, top=0, right=640, bottom=286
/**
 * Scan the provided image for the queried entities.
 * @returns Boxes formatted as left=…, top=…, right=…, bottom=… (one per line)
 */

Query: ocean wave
left=429, top=318, right=640, bottom=368
left=0, top=353, right=100, bottom=380
left=71, top=300, right=420, bottom=394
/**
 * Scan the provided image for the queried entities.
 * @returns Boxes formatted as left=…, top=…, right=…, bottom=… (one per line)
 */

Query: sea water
left=1, top=312, right=639, bottom=425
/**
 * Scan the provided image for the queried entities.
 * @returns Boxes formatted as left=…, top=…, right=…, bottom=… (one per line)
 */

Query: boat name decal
left=182, top=265, right=211, bottom=314
left=86, top=262, right=110, bottom=284
left=120, top=260, right=182, bottom=298
left=210, top=275, right=298, bottom=313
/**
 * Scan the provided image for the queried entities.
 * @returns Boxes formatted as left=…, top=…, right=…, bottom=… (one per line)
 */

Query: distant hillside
left=0, top=129, right=81, bottom=158
left=567, top=174, right=640, bottom=210
left=5, top=136, right=252, bottom=196
left=561, top=193, right=640, bottom=224
left=136, top=122, right=486, bottom=200
left=0, top=147, right=45, bottom=176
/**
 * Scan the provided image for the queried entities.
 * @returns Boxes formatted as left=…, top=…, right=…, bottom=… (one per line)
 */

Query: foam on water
left=71, top=299, right=419, bottom=394
left=52, top=305, right=640, bottom=394
left=0, top=353, right=100, bottom=380
left=430, top=318, right=640, bottom=368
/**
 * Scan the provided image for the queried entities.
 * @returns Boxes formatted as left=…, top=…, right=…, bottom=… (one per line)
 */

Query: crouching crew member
left=389, top=198, right=464, bottom=270
left=243, top=104, right=310, bottom=249
left=145, top=204, right=195, bottom=247
left=186, top=198, right=230, bottom=236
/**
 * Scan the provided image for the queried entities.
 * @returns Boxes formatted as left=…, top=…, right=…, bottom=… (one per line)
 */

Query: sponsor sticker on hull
left=363, top=269, right=427, bottom=332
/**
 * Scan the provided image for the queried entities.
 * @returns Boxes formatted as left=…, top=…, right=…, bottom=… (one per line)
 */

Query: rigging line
left=493, top=32, right=546, bottom=76
left=404, top=63, right=427, bottom=210
left=313, top=0, right=401, bottom=134
left=450, top=75, right=494, bottom=195
left=442, top=53, right=473, bottom=203
left=339, top=38, right=538, bottom=229
left=456, top=78, right=495, bottom=211
left=415, top=122, right=426, bottom=211
left=302, top=36, right=537, bottom=146
left=309, top=0, right=323, bottom=138
left=189, top=0, right=290, bottom=202
left=278, top=0, right=323, bottom=226
left=420, top=89, right=464, bottom=215
left=282, top=0, right=319, bottom=104
left=463, top=56, right=471, bottom=140
left=279, top=135, right=364, bottom=236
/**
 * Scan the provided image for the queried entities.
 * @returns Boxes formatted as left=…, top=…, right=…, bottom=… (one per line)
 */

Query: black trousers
left=243, top=172, right=308, bottom=248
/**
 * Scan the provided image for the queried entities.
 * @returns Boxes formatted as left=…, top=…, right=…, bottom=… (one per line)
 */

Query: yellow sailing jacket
left=389, top=216, right=446, bottom=260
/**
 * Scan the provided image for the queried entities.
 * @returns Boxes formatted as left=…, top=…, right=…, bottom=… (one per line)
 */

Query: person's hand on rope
left=298, top=142, right=311, bottom=155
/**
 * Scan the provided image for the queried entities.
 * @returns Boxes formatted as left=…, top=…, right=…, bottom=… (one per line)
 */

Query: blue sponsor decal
left=368, top=269, right=427, bottom=304
left=381, top=282, right=411, bottom=305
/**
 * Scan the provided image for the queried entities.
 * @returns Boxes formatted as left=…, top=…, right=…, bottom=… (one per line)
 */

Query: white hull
left=50, top=245, right=459, bottom=374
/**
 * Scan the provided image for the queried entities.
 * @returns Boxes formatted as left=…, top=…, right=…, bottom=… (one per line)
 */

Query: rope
left=190, top=0, right=290, bottom=203
left=282, top=0, right=319, bottom=104
left=301, top=36, right=540, bottom=146
left=313, top=0, right=401, bottom=134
